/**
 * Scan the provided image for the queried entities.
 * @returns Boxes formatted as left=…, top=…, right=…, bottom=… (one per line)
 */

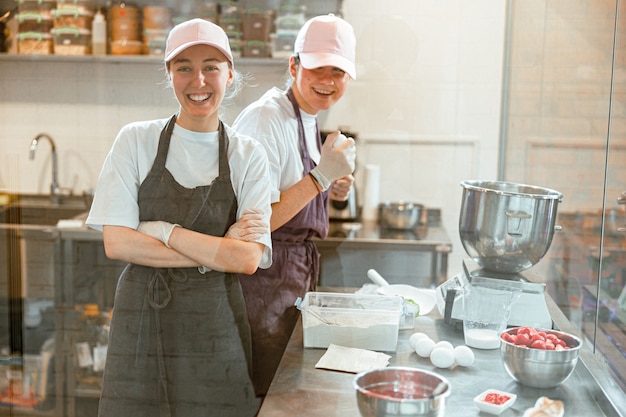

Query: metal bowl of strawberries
left=500, top=326, right=582, bottom=388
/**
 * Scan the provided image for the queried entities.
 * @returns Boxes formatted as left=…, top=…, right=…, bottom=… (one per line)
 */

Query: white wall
left=0, top=0, right=507, bottom=278
left=335, top=0, right=506, bottom=274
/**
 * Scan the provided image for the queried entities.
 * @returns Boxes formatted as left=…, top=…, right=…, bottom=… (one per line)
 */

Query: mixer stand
left=435, top=259, right=553, bottom=329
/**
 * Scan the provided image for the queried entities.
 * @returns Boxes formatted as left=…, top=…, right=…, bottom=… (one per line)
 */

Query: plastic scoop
left=366, top=269, right=436, bottom=315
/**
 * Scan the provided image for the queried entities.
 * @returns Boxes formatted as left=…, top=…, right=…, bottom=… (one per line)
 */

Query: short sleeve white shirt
left=86, top=118, right=272, bottom=268
left=232, top=87, right=320, bottom=203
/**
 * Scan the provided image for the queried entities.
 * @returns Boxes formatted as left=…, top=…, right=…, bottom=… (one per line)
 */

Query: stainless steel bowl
left=353, top=367, right=450, bottom=417
left=500, top=328, right=581, bottom=388
left=459, top=180, right=563, bottom=273
left=379, top=202, right=424, bottom=230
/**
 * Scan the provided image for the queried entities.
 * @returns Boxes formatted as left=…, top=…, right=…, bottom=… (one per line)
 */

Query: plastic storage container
left=297, top=292, right=404, bottom=352
left=109, top=3, right=140, bottom=43
left=0, top=355, right=40, bottom=409
left=270, top=32, right=296, bottom=59
left=56, top=0, right=94, bottom=13
left=243, top=40, right=270, bottom=58
left=18, top=0, right=57, bottom=17
left=274, top=15, right=304, bottom=34
left=242, top=9, right=271, bottom=41
left=142, top=28, right=169, bottom=54
left=53, top=7, right=94, bottom=29
left=142, top=6, right=172, bottom=30
left=17, top=32, right=53, bottom=54
left=17, top=12, right=54, bottom=33
left=52, top=27, right=91, bottom=55
left=110, top=39, right=142, bottom=55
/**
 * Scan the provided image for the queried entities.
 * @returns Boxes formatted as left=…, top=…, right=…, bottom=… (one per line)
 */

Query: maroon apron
left=239, top=89, right=329, bottom=396
left=98, top=115, right=258, bottom=417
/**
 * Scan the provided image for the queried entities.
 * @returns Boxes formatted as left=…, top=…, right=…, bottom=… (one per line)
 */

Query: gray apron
left=239, top=88, right=329, bottom=396
left=98, top=115, right=258, bottom=417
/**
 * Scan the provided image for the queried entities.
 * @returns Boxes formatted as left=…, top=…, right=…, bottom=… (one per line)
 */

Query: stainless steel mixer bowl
left=459, top=180, right=563, bottom=273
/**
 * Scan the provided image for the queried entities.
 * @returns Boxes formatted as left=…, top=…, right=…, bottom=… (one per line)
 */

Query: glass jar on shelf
left=74, top=304, right=109, bottom=387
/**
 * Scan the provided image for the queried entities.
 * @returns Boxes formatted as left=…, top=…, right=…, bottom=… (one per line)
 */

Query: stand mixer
left=436, top=180, right=563, bottom=329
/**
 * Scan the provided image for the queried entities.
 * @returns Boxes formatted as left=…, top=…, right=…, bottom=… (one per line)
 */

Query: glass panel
left=503, top=0, right=626, bottom=392
left=599, top=0, right=626, bottom=391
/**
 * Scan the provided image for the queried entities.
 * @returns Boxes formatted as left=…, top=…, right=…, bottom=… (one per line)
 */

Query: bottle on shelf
left=75, top=304, right=108, bottom=387
left=92, top=9, right=107, bottom=56
left=92, top=309, right=111, bottom=381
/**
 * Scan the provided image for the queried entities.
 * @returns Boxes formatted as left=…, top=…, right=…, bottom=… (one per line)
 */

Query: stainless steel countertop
left=315, top=219, right=452, bottom=250
left=44, top=216, right=455, bottom=250
left=257, top=289, right=626, bottom=417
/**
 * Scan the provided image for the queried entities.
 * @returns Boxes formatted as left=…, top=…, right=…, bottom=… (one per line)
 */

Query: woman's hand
left=225, top=208, right=269, bottom=242
left=137, top=220, right=180, bottom=247
left=329, top=175, right=355, bottom=201
left=310, top=131, right=356, bottom=190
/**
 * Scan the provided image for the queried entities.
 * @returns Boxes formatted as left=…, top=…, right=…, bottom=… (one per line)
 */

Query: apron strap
left=286, top=88, right=321, bottom=174
left=152, top=114, right=178, bottom=173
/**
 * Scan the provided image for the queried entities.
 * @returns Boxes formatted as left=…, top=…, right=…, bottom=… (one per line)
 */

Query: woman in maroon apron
left=233, top=14, right=358, bottom=396
left=86, top=19, right=272, bottom=417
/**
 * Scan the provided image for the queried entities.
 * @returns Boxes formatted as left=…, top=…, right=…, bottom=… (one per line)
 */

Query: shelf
left=74, top=386, right=102, bottom=398
left=0, top=53, right=288, bottom=66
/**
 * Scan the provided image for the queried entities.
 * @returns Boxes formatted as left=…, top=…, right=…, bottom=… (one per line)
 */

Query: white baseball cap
left=294, top=14, right=356, bottom=79
left=164, top=18, right=233, bottom=66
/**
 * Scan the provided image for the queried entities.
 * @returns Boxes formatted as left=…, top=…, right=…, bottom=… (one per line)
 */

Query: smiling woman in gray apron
left=232, top=14, right=358, bottom=397
left=86, top=19, right=272, bottom=417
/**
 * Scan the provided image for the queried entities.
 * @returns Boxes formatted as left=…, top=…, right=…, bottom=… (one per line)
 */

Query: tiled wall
left=321, top=0, right=507, bottom=272
left=504, top=0, right=626, bottom=214
left=1, top=0, right=622, bottom=278
left=0, top=0, right=506, bottom=275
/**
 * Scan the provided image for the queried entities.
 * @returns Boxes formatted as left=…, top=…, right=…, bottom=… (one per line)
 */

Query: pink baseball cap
left=294, top=14, right=357, bottom=79
left=164, top=18, right=234, bottom=66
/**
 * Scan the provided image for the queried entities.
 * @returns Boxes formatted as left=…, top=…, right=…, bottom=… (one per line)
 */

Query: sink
left=0, top=194, right=89, bottom=226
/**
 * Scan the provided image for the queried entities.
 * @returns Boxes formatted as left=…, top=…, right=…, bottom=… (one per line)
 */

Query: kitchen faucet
left=29, top=133, right=70, bottom=203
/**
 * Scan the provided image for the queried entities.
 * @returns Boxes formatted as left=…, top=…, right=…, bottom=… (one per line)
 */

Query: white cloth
left=315, top=344, right=391, bottom=374
left=233, top=87, right=321, bottom=203
left=86, top=118, right=273, bottom=268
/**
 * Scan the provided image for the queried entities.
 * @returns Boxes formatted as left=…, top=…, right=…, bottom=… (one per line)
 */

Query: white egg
left=430, top=347, right=456, bottom=369
left=409, top=332, right=430, bottom=350
left=415, top=338, right=436, bottom=358
left=433, top=340, right=454, bottom=352
left=453, top=345, right=475, bottom=367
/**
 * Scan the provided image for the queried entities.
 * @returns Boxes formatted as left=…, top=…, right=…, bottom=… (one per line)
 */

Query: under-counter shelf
left=314, top=213, right=452, bottom=289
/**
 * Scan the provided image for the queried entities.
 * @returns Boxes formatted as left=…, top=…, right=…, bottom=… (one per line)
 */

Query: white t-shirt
left=86, top=118, right=272, bottom=268
left=233, top=87, right=321, bottom=203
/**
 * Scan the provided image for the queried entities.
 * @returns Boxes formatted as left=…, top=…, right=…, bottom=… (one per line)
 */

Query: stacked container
left=271, top=2, right=306, bottom=59
left=16, top=0, right=57, bottom=55
left=242, top=8, right=272, bottom=58
left=109, top=2, right=141, bottom=55
left=219, top=1, right=243, bottom=58
left=195, top=2, right=218, bottom=24
left=52, top=0, right=94, bottom=55
left=142, top=6, right=172, bottom=56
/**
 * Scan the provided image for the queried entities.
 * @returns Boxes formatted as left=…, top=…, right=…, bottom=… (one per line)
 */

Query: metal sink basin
left=0, top=194, right=89, bottom=226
